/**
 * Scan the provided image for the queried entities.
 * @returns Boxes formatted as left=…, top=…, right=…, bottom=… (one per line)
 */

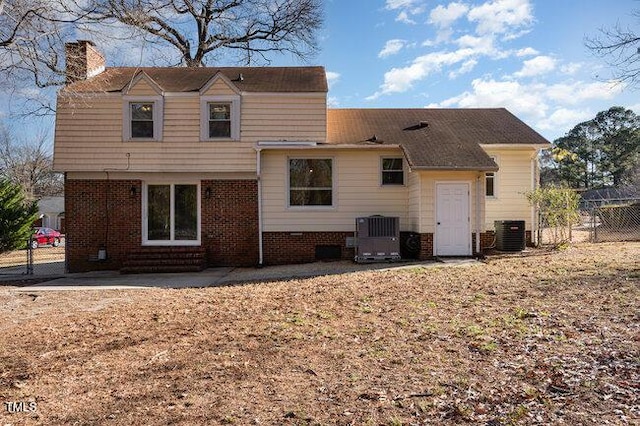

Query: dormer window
left=131, top=103, right=154, bottom=138
left=123, top=96, right=163, bottom=141
left=208, top=103, right=231, bottom=138
left=200, top=95, right=240, bottom=141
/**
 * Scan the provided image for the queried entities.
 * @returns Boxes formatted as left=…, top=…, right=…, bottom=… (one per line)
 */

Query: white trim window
left=486, top=156, right=498, bottom=198
left=288, top=158, right=334, bottom=207
left=381, top=157, right=404, bottom=185
left=143, top=183, right=200, bottom=245
left=200, top=95, right=241, bottom=140
left=123, top=96, right=163, bottom=141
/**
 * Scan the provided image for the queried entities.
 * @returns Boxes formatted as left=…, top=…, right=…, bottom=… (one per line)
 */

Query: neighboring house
left=54, top=41, right=549, bottom=273
left=35, top=196, right=65, bottom=233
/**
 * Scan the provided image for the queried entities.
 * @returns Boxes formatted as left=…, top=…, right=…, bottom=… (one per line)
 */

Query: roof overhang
left=256, top=142, right=402, bottom=150
left=409, top=165, right=499, bottom=172
left=480, top=143, right=549, bottom=150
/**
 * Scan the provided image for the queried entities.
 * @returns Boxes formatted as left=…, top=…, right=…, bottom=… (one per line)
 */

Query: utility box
left=355, top=216, right=401, bottom=263
left=494, top=220, right=526, bottom=251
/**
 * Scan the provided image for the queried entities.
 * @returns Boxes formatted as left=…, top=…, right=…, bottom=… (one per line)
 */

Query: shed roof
left=326, top=108, right=549, bottom=170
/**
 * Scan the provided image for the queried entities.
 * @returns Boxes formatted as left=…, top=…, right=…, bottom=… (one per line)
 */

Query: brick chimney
left=64, top=40, right=105, bottom=84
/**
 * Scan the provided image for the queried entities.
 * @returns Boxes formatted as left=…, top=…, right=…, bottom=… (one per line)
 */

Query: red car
left=32, top=227, right=62, bottom=249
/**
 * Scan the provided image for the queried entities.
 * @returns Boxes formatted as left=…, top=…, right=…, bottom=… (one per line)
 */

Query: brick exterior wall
left=201, top=180, right=259, bottom=267
left=419, top=233, right=434, bottom=260
left=65, top=179, right=259, bottom=272
left=66, top=179, right=142, bottom=272
left=262, top=232, right=354, bottom=265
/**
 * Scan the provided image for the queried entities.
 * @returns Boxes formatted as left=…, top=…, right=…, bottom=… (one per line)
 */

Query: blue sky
left=312, top=0, right=639, bottom=140
left=3, top=0, right=638, bottom=144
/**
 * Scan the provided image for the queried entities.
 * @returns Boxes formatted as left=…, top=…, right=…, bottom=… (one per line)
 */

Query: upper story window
left=208, top=103, right=231, bottom=138
left=123, top=96, right=163, bottom=141
left=131, top=103, right=154, bottom=138
left=200, top=96, right=240, bottom=141
left=288, top=158, right=334, bottom=207
left=381, top=158, right=404, bottom=185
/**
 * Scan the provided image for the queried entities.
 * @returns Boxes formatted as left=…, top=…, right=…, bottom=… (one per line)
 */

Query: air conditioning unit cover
left=355, top=216, right=401, bottom=263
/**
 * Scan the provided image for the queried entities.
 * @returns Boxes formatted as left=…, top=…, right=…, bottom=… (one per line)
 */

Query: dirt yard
left=1, top=242, right=638, bottom=425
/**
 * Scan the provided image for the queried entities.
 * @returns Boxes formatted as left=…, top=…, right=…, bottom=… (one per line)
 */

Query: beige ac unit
left=355, top=216, right=401, bottom=263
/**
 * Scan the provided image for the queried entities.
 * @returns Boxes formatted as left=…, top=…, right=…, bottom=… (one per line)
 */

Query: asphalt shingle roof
left=64, top=66, right=328, bottom=93
left=327, top=108, right=549, bottom=170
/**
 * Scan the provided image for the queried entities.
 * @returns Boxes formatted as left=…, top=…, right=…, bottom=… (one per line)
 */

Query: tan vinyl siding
left=54, top=92, right=326, bottom=173
left=126, top=78, right=160, bottom=96
left=202, top=79, right=238, bottom=96
left=484, top=148, right=536, bottom=231
left=414, top=171, right=482, bottom=234
left=242, top=95, right=326, bottom=142
left=407, top=170, right=421, bottom=232
left=261, top=149, right=408, bottom=232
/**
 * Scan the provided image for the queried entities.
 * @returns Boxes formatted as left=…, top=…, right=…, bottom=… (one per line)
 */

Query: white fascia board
left=256, top=143, right=402, bottom=150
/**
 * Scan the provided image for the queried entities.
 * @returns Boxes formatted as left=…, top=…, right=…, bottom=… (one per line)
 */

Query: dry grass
left=1, top=242, right=638, bottom=425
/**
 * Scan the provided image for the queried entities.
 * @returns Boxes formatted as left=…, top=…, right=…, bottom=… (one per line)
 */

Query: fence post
left=26, top=237, right=34, bottom=275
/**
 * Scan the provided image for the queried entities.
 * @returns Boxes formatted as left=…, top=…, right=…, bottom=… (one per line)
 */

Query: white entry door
left=435, top=182, right=471, bottom=256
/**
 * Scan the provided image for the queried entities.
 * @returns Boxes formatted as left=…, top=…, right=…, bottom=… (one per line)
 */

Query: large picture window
left=289, top=158, right=333, bottom=207
left=145, top=184, right=199, bottom=244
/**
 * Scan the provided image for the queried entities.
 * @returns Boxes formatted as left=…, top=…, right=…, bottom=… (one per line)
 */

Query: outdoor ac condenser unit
left=355, top=216, right=401, bottom=263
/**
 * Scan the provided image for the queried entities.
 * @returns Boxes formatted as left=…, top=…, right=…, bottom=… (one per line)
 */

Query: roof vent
left=234, top=73, right=244, bottom=82
left=366, top=134, right=382, bottom=144
left=404, top=121, right=429, bottom=131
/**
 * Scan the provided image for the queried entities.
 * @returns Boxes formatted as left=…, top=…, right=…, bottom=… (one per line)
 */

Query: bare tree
left=0, top=123, right=63, bottom=200
left=586, top=9, right=640, bottom=87
left=71, top=0, right=324, bottom=66
left=0, top=0, right=323, bottom=115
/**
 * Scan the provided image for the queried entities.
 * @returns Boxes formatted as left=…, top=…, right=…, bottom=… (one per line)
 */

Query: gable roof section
left=327, top=108, right=549, bottom=170
left=63, top=66, right=328, bottom=93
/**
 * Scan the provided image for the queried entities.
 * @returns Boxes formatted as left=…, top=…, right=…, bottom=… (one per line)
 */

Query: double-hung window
left=123, top=96, right=163, bottom=141
left=200, top=96, right=240, bottom=140
left=144, top=183, right=200, bottom=245
left=381, top=158, right=404, bottom=185
left=486, top=156, right=498, bottom=198
left=288, top=158, right=334, bottom=207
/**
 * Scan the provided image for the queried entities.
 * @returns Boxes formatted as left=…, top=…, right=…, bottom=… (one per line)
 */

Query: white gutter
left=257, top=143, right=402, bottom=150
left=256, top=148, right=264, bottom=266
left=476, top=173, right=481, bottom=255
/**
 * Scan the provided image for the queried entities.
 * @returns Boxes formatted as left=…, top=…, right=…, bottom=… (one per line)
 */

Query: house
left=54, top=41, right=549, bottom=273
left=35, top=196, right=65, bottom=233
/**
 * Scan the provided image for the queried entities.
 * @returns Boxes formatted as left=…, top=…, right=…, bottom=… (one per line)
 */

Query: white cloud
left=513, top=55, right=556, bottom=78
left=516, top=47, right=539, bottom=57
left=386, top=0, right=426, bottom=24
left=429, top=76, right=627, bottom=136
left=327, top=96, right=340, bottom=108
left=545, top=80, right=624, bottom=105
left=429, top=2, right=469, bottom=27
left=536, top=108, right=593, bottom=131
left=436, top=78, right=549, bottom=119
left=368, top=48, right=476, bottom=99
left=449, top=59, right=478, bottom=79
left=379, top=39, right=406, bottom=58
left=560, top=62, right=582, bottom=75
left=468, top=0, right=534, bottom=37
left=385, top=0, right=418, bottom=9
left=326, top=71, right=340, bottom=88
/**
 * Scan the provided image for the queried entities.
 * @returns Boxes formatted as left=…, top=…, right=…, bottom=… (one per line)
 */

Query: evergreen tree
left=0, top=179, right=39, bottom=253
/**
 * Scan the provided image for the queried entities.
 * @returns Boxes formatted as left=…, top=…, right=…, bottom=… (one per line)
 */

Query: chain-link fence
left=537, top=198, right=640, bottom=246
left=0, top=235, right=66, bottom=281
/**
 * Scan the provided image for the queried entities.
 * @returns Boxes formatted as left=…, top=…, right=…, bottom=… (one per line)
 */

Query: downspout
left=256, top=148, right=264, bottom=266
left=476, top=173, right=481, bottom=255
